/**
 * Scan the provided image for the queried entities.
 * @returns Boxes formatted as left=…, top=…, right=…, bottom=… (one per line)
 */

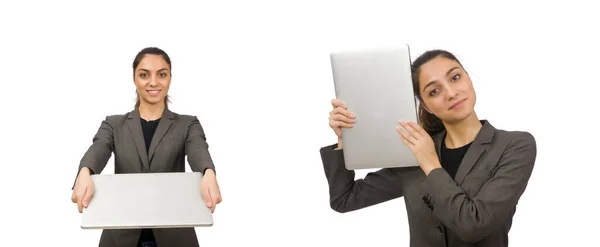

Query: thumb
left=82, top=187, right=94, bottom=208
left=202, top=189, right=212, bottom=207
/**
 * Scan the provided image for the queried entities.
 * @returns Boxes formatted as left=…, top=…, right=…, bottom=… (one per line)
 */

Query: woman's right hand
left=71, top=167, right=95, bottom=213
left=329, top=99, right=356, bottom=149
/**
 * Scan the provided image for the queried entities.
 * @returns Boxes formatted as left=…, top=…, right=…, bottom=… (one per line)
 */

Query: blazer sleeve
left=73, top=117, right=115, bottom=188
left=320, top=143, right=404, bottom=213
left=185, top=116, right=216, bottom=174
left=422, top=131, right=537, bottom=243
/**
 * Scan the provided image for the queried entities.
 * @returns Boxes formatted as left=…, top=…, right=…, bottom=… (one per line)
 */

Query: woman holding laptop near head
left=71, top=47, right=222, bottom=247
left=320, top=49, right=537, bottom=246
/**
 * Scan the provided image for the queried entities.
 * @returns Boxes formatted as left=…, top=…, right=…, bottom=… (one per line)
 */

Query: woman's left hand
left=396, top=120, right=442, bottom=176
left=200, top=169, right=222, bottom=213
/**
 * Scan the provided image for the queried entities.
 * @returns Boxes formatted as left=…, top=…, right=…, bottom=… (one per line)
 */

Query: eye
left=428, top=88, right=439, bottom=97
left=139, top=73, right=148, bottom=78
left=159, top=73, right=167, bottom=77
left=451, top=74, right=461, bottom=81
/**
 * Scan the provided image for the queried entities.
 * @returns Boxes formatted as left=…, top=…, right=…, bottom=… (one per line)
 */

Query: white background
left=1, top=0, right=598, bottom=246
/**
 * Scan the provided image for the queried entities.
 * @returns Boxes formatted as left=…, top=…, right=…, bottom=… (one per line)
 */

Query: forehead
left=418, top=56, right=462, bottom=84
left=137, top=54, right=169, bottom=70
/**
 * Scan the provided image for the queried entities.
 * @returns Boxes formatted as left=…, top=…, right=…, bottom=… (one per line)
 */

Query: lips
left=146, top=90, right=162, bottom=96
left=449, top=99, right=466, bottom=110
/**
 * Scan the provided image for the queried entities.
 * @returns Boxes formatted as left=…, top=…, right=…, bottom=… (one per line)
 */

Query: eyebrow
left=137, top=68, right=170, bottom=73
left=421, top=66, right=460, bottom=92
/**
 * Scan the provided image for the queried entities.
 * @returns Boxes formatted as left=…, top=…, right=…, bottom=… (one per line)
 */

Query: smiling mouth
left=449, top=99, right=466, bottom=110
left=147, top=90, right=162, bottom=95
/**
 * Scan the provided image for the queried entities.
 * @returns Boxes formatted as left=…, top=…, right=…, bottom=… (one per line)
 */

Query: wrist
left=204, top=168, right=215, bottom=176
left=79, top=167, right=91, bottom=177
left=336, top=137, right=343, bottom=150
left=424, top=167, right=436, bottom=176
left=421, top=155, right=442, bottom=175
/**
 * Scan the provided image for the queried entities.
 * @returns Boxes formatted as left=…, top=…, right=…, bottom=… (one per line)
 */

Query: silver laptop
left=81, top=172, right=213, bottom=229
left=330, top=44, right=419, bottom=170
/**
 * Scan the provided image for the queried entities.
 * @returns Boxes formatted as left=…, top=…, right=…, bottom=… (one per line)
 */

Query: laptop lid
left=81, top=172, right=213, bottom=229
left=330, top=44, right=419, bottom=170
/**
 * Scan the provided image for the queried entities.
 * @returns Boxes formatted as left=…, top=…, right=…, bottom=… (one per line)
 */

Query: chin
left=441, top=109, right=474, bottom=124
left=143, top=97, right=164, bottom=105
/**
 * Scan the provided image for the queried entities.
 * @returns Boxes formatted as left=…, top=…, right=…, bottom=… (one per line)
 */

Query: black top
left=138, top=118, right=160, bottom=245
left=141, top=118, right=161, bottom=153
left=440, top=138, right=472, bottom=180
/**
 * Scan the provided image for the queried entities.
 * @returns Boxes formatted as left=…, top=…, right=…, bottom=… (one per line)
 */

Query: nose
left=148, top=75, right=158, bottom=87
left=443, top=83, right=458, bottom=100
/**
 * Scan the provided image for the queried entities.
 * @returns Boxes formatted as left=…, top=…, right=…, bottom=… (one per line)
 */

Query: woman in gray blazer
left=71, top=47, right=222, bottom=247
left=321, top=49, right=536, bottom=247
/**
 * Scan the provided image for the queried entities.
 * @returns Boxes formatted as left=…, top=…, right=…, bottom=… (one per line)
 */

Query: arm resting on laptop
left=320, top=143, right=405, bottom=213
left=72, top=117, right=115, bottom=189
left=185, top=116, right=216, bottom=175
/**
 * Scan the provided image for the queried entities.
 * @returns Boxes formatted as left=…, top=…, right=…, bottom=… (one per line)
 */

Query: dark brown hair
left=132, top=47, right=172, bottom=109
left=411, top=49, right=465, bottom=136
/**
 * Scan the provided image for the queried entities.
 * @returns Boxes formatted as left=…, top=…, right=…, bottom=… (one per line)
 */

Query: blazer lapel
left=126, top=109, right=150, bottom=172
left=148, top=109, right=175, bottom=163
left=452, top=120, right=496, bottom=185
left=433, top=130, right=444, bottom=164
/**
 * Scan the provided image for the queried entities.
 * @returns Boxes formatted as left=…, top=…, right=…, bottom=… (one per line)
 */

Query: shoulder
left=481, top=120, right=535, bottom=149
left=169, top=111, right=200, bottom=123
left=482, top=126, right=538, bottom=183
left=491, top=128, right=537, bottom=165
left=494, top=129, right=536, bottom=150
left=102, top=113, right=127, bottom=125
left=167, top=111, right=206, bottom=131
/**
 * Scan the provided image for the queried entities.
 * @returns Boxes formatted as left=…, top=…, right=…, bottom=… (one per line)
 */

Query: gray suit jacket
left=320, top=120, right=536, bottom=247
left=74, top=108, right=216, bottom=247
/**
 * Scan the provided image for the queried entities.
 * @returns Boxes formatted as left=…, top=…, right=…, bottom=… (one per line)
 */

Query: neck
left=138, top=101, right=165, bottom=121
left=443, top=113, right=482, bottom=148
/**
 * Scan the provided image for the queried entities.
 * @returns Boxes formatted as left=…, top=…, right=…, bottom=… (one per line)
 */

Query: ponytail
left=416, top=98, right=445, bottom=136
